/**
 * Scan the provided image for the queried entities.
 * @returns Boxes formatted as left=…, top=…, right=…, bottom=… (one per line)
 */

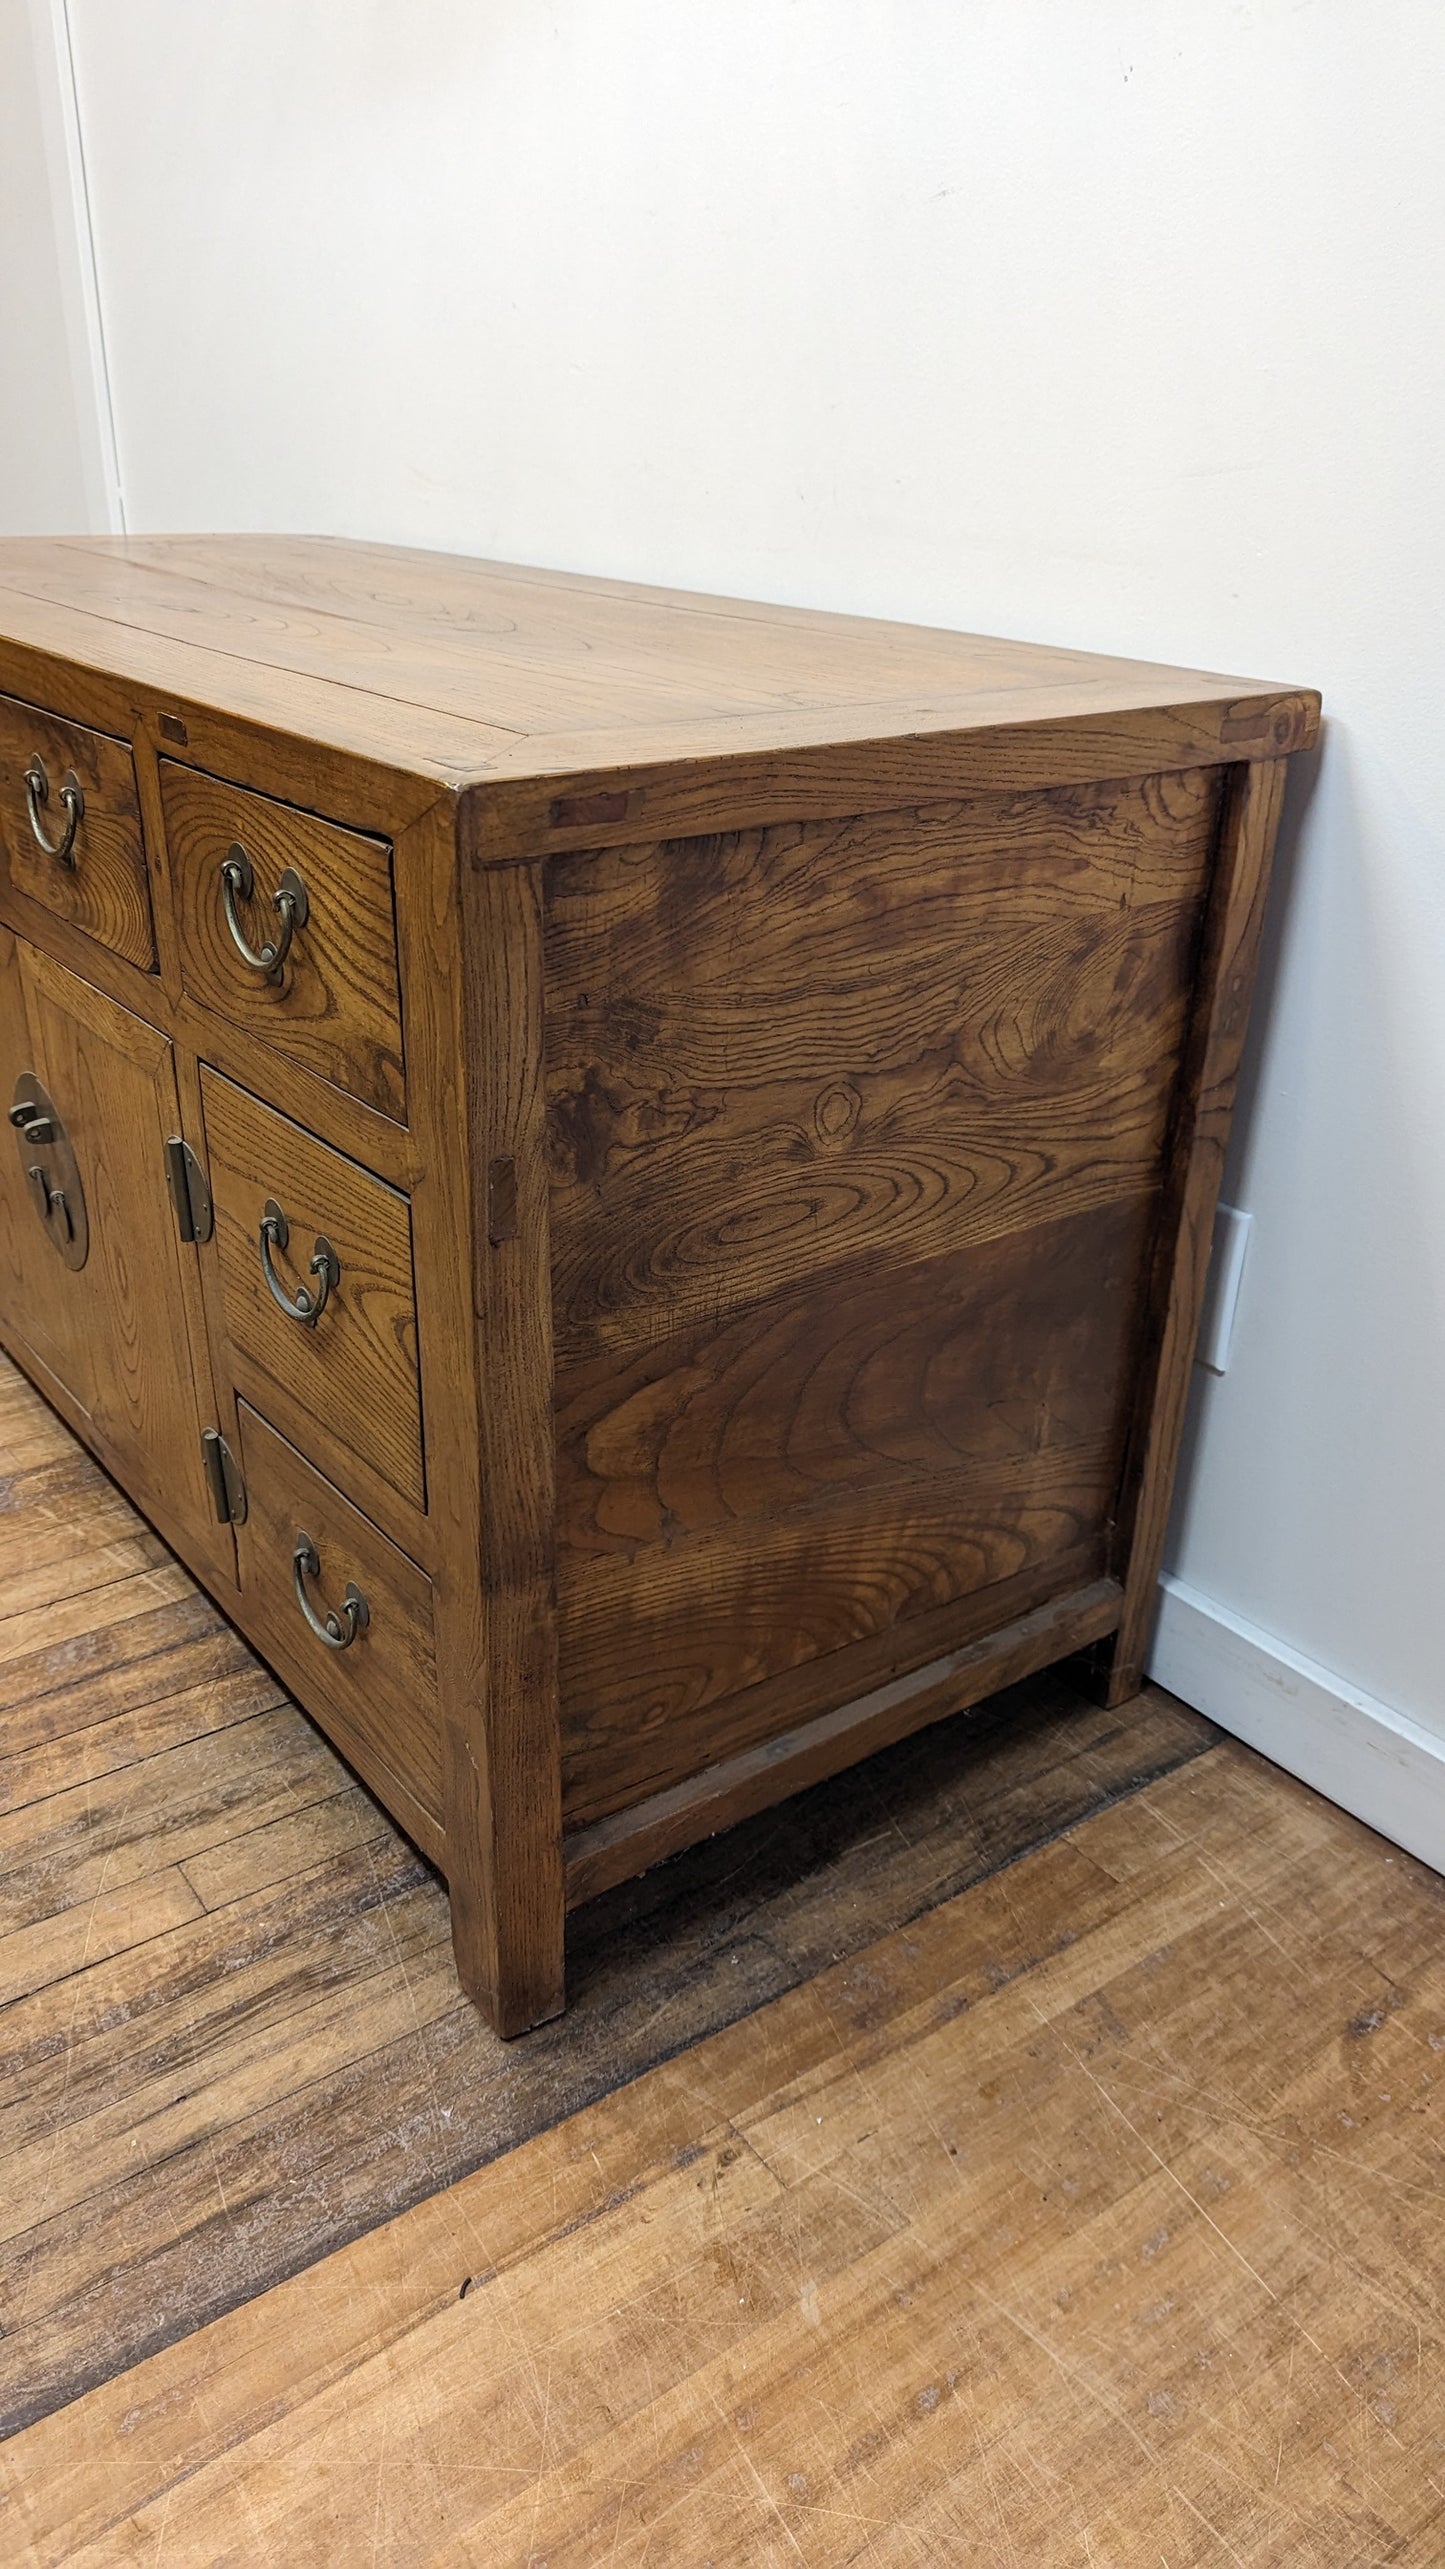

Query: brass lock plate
left=8, top=1073, right=89, bottom=1271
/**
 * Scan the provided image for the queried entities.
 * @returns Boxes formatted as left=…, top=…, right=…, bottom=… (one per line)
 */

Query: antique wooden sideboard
left=0, top=536, right=1318, bottom=2032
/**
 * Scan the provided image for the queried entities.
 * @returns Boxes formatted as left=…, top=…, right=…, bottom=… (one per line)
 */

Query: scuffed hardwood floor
left=0, top=1346, right=1218, bottom=2438
left=5, top=1711, right=1443, bottom=2561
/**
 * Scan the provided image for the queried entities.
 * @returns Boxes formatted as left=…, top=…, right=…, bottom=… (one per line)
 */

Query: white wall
left=29, top=5, right=1445, bottom=1826
left=0, top=0, right=118, bottom=532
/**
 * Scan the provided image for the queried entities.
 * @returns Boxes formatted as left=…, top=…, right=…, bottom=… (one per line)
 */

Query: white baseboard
left=1148, top=1574, right=1445, bottom=1879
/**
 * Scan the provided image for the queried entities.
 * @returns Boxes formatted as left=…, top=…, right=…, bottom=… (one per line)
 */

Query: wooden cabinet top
left=0, top=533, right=1318, bottom=842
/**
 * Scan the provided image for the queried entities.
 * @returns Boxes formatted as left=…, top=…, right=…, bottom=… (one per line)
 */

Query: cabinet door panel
left=0, top=928, right=98, bottom=1415
left=10, top=941, right=233, bottom=1585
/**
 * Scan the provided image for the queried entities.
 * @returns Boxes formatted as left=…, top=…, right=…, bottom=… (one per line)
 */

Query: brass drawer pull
left=292, top=1531, right=369, bottom=1650
left=258, top=1197, right=340, bottom=1325
left=220, top=841, right=309, bottom=979
left=24, top=755, right=84, bottom=866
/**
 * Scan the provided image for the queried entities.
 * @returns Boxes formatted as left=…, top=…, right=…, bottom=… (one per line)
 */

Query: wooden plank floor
left=0, top=1347, right=1217, bottom=2437
left=5, top=1730, right=1444, bottom=2563
left=2, top=1349, right=1443, bottom=2558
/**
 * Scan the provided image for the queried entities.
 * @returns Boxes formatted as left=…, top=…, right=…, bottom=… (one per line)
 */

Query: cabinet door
left=1, top=937, right=234, bottom=1585
left=0, top=926, right=96, bottom=1415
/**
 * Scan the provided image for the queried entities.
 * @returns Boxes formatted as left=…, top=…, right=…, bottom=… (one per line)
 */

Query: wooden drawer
left=234, top=1403, right=442, bottom=1855
left=161, top=762, right=405, bottom=1120
left=0, top=693, right=155, bottom=970
left=200, top=1066, right=424, bottom=1513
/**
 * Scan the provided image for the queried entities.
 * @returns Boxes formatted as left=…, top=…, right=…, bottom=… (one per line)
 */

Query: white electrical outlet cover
left=1196, top=1203, right=1252, bottom=1375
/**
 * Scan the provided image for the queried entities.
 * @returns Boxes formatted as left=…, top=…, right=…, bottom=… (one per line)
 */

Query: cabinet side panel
left=546, top=772, right=1222, bottom=1826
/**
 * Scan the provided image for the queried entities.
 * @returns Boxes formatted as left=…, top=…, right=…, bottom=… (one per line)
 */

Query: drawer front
left=200, top=1067, right=424, bottom=1511
left=0, top=694, right=155, bottom=970
left=235, top=1403, right=442, bottom=1842
left=162, top=763, right=405, bottom=1120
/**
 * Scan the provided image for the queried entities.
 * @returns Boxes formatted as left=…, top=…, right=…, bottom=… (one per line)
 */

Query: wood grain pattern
left=5, top=531, right=1309, bottom=734
left=0, top=691, right=155, bottom=971
left=1, top=774, right=419, bottom=1199
left=199, top=1066, right=425, bottom=1519
left=233, top=1401, right=442, bottom=1844
left=562, top=1574, right=1124, bottom=1903
left=0, top=1345, right=1213, bottom=2444
left=472, top=687, right=1318, bottom=859
left=8, top=1727, right=1440, bottom=2566
left=161, top=760, right=406, bottom=1120
left=7, top=943, right=232, bottom=1591
left=546, top=775, right=1215, bottom=1831
left=58, top=531, right=1289, bottom=713
left=554, top=1193, right=1155, bottom=1563
left=445, top=851, right=565, bottom=2036
left=0, top=533, right=1318, bottom=796
left=383, top=789, right=526, bottom=2023
left=561, top=1468, right=1119, bottom=1827
left=576, top=1537, right=1111, bottom=1844
left=0, top=929, right=94, bottom=1416
left=545, top=773, right=1217, bottom=1355
left=0, top=587, right=518, bottom=792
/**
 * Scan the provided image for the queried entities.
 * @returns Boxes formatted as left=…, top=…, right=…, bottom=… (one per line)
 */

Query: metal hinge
left=164, top=1135, right=212, bottom=1243
left=200, top=1427, right=247, bottom=1525
left=165, top=1136, right=213, bottom=1244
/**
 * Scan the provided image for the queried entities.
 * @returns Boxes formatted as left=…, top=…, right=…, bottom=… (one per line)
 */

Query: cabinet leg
left=446, top=1853, right=566, bottom=2041
left=1078, top=764, right=1290, bottom=1734
left=441, top=1620, right=566, bottom=2039
left=1076, top=1629, right=1149, bottom=1712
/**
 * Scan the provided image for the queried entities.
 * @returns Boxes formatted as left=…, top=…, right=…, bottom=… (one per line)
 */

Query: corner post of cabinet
left=434, top=789, right=564, bottom=2035
left=1089, top=753, right=1291, bottom=1710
